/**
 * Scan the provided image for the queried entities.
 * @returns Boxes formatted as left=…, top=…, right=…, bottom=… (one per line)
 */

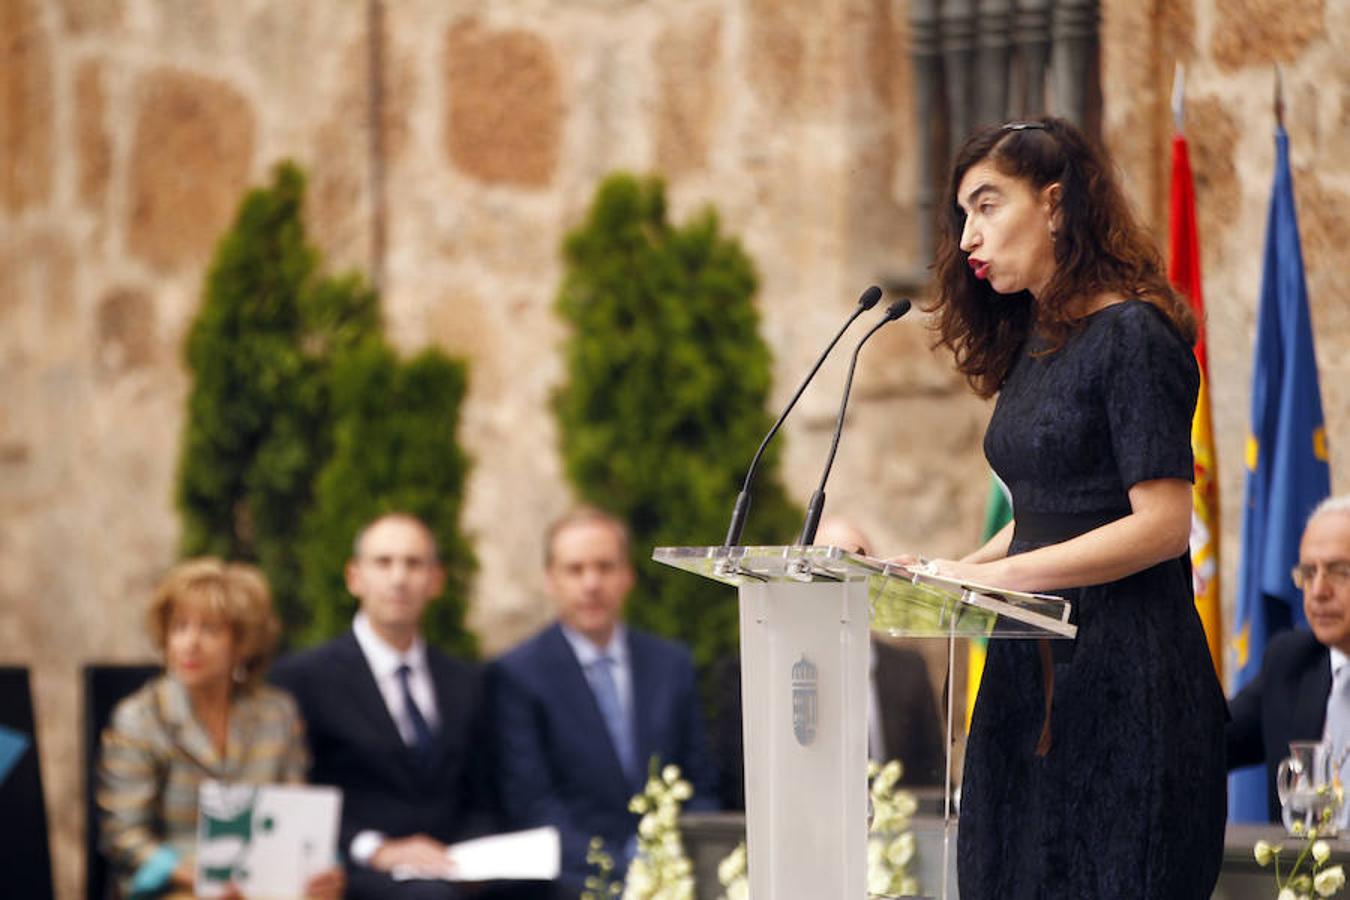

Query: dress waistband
left=1013, top=508, right=1130, bottom=544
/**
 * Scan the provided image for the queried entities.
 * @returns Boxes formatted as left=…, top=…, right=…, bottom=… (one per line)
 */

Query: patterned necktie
left=590, top=655, right=639, bottom=786
left=396, top=663, right=435, bottom=767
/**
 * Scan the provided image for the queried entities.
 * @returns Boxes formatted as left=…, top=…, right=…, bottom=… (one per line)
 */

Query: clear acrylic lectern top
left=653, top=544, right=1076, bottom=640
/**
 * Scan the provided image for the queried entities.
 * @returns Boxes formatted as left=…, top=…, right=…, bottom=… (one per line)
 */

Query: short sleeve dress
left=957, top=300, right=1228, bottom=899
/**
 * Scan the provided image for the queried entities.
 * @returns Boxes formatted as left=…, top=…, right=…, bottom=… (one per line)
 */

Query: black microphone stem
left=723, top=286, right=882, bottom=547
left=798, top=299, right=912, bottom=546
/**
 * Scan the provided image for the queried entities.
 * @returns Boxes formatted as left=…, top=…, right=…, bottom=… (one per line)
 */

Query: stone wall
left=0, top=1, right=1345, bottom=895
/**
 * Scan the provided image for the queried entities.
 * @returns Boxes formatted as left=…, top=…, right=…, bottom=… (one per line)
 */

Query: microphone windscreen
left=885, top=298, right=912, bottom=320
left=857, top=285, right=883, bottom=310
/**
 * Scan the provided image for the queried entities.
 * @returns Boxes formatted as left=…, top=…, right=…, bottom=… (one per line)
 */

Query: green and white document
left=196, top=781, right=341, bottom=898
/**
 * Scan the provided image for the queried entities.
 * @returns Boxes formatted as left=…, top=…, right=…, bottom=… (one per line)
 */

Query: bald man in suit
left=1228, top=494, right=1350, bottom=821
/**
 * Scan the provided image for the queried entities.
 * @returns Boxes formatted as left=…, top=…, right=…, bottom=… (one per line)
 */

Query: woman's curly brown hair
left=927, top=116, right=1196, bottom=398
left=146, top=558, right=281, bottom=690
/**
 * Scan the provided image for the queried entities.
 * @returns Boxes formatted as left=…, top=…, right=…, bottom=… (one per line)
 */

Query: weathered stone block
left=1, top=0, right=54, bottom=213
left=443, top=19, right=562, bottom=187
left=75, top=59, right=111, bottom=212
left=1212, top=0, right=1326, bottom=68
left=126, top=68, right=255, bottom=272
left=654, top=11, right=723, bottom=179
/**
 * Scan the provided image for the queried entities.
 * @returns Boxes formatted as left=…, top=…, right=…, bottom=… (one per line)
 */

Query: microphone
left=798, top=298, right=913, bottom=546
left=723, top=286, right=884, bottom=547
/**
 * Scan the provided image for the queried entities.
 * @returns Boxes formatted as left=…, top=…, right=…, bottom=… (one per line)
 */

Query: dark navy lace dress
left=957, top=300, right=1227, bottom=899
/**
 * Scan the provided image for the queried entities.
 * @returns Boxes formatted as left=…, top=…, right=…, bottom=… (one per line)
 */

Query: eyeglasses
left=1292, top=561, right=1350, bottom=590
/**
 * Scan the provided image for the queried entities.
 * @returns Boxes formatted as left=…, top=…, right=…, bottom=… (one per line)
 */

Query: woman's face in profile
left=955, top=159, right=1058, bottom=299
left=165, top=601, right=237, bottom=692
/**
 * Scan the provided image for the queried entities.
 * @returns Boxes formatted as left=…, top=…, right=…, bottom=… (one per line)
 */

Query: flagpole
left=1274, top=64, right=1284, bottom=128
left=1172, top=63, right=1185, bottom=132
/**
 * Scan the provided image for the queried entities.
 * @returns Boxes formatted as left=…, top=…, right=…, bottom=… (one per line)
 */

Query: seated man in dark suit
left=707, top=516, right=946, bottom=809
left=1228, top=494, right=1350, bottom=821
left=273, top=512, right=491, bottom=899
left=488, top=508, right=719, bottom=896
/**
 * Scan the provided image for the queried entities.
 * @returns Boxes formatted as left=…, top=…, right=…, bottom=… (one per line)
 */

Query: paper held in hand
left=391, top=826, right=562, bottom=883
left=195, top=782, right=341, bottom=898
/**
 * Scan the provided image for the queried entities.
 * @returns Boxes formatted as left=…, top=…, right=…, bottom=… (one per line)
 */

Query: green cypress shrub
left=295, top=342, right=478, bottom=658
left=177, top=162, right=475, bottom=655
left=554, top=173, right=800, bottom=669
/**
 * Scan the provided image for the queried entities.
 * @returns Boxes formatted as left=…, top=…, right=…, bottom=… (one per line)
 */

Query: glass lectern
left=654, top=544, right=1076, bottom=900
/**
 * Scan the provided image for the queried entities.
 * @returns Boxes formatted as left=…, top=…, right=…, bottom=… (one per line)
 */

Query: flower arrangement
left=582, top=760, right=696, bottom=900
left=716, top=759, right=922, bottom=899
left=865, top=759, right=921, bottom=897
left=1254, top=806, right=1347, bottom=900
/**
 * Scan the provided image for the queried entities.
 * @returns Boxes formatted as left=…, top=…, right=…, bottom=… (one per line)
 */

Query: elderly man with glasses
left=1228, top=493, right=1350, bottom=822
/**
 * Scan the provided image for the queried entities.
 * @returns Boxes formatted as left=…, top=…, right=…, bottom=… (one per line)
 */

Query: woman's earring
left=232, top=663, right=248, bottom=684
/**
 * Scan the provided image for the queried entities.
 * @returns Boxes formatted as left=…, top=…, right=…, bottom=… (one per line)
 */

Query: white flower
left=1313, top=840, right=1332, bottom=865
left=885, top=832, right=916, bottom=869
left=1315, top=865, right=1347, bottom=897
left=867, top=864, right=892, bottom=895
left=1255, top=840, right=1280, bottom=866
left=671, top=780, right=693, bottom=801
left=1278, top=889, right=1300, bottom=900
left=662, top=764, right=681, bottom=785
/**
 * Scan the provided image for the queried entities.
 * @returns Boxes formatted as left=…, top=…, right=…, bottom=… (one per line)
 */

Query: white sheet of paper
left=196, top=782, right=341, bottom=898
left=391, top=826, right=561, bottom=883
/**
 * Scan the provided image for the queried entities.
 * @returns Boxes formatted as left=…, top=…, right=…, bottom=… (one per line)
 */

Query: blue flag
left=1229, top=126, right=1331, bottom=822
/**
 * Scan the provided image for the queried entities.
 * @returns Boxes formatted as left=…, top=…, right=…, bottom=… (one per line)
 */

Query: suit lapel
left=157, top=677, right=222, bottom=772
left=336, top=633, right=421, bottom=775
left=1294, top=646, right=1333, bottom=739
left=627, top=630, right=655, bottom=782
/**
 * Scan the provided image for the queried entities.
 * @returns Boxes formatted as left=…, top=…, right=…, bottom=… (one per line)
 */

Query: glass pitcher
left=1276, top=740, right=1342, bottom=836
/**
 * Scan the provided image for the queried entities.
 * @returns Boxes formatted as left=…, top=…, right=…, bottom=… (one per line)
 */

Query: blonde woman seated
left=98, top=559, right=343, bottom=899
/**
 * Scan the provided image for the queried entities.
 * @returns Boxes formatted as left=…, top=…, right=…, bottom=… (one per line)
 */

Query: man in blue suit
left=489, top=508, right=718, bottom=896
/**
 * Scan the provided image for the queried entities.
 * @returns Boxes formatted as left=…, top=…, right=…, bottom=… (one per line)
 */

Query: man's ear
left=344, top=560, right=361, bottom=597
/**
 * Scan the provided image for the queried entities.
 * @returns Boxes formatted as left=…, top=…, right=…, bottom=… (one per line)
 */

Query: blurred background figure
left=707, top=515, right=945, bottom=811
left=488, top=508, right=719, bottom=897
left=97, top=558, right=342, bottom=899
left=273, top=512, right=504, bottom=900
left=1227, top=494, right=1350, bottom=821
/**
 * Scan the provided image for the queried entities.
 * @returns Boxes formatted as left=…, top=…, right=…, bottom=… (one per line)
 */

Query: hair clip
left=1002, top=121, right=1048, bottom=132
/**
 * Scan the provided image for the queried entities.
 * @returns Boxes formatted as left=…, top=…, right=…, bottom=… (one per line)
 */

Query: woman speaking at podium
left=920, top=117, right=1226, bottom=899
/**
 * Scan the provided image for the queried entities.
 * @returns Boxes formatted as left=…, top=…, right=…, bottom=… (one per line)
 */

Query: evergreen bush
left=554, top=173, right=800, bottom=669
left=176, top=162, right=476, bottom=655
left=295, top=342, right=478, bottom=658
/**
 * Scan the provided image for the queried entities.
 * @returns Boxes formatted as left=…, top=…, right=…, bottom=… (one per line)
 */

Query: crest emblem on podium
left=791, top=654, right=818, bottom=746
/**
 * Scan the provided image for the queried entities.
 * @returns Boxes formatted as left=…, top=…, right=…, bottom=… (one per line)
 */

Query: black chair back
left=0, top=666, right=56, bottom=899
left=84, top=663, right=160, bottom=900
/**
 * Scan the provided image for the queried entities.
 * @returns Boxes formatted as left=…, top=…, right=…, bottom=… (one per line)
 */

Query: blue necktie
left=590, top=655, right=638, bottom=786
left=396, top=664, right=435, bottom=767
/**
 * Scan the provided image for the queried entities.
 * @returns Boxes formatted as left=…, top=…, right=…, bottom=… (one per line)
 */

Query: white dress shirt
left=348, top=613, right=440, bottom=865
left=560, top=623, right=634, bottom=727
left=353, top=612, right=440, bottom=744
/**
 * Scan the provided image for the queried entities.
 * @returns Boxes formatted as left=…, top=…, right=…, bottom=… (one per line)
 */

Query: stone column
left=940, top=0, right=977, bottom=158
left=1050, top=0, right=1099, bottom=127
left=1012, top=0, right=1053, bottom=117
left=974, top=0, right=1012, bottom=129
left=909, top=0, right=943, bottom=263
